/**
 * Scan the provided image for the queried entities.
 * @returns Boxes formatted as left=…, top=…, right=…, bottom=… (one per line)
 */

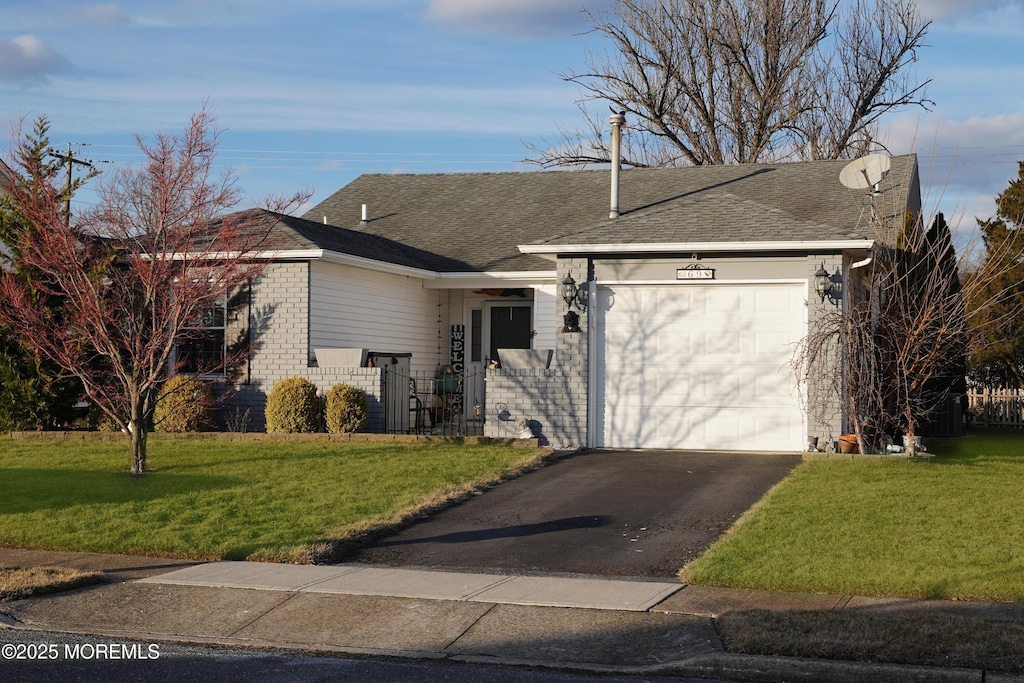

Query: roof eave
left=518, top=240, right=876, bottom=258
left=317, top=249, right=439, bottom=279
left=424, top=271, right=557, bottom=289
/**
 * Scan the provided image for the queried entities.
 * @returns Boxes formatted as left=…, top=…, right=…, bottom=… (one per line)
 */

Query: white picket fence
left=968, top=388, right=1024, bottom=428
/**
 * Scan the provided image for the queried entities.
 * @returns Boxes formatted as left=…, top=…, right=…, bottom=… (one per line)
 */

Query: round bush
left=326, top=383, right=368, bottom=433
left=265, top=376, right=322, bottom=433
left=154, top=375, right=215, bottom=432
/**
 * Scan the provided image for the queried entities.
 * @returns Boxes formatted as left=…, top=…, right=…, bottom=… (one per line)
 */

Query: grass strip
left=681, top=429, right=1024, bottom=601
left=0, top=566, right=105, bottom=602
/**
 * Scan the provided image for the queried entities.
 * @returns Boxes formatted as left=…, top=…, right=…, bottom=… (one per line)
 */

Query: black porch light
left=561, top=273, right=579, bottom=308
left=561, top=271, right=588, bottom=312
left=814, top=263, right=832, bottom=302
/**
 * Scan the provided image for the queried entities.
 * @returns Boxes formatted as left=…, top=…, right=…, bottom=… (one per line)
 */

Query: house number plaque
left=676, top=264, right=715, bottom=280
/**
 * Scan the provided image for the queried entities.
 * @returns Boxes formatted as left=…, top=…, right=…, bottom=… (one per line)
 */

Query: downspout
left=848, top=253, right=873, bottom=311
left=850, top=254, right=873, bottom=271
left=846, top=252, right=874, bottom=454
left=609, top=112, right=625, bottom=219
left=587, top=277, right=598, bottom=448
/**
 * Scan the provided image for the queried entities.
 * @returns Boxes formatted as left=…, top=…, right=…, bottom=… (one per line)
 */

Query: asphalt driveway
left=342, top=450, right=801, bottom=579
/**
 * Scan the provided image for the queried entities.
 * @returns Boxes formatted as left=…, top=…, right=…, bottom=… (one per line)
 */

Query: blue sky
left=1, top=0, right=1023, bottom=229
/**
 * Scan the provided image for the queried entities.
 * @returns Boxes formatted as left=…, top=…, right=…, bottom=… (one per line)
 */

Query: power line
left=47, top=143, right=99, bottom=224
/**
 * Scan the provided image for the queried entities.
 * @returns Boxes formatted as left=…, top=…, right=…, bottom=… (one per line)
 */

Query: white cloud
left=917, top=0, right=1019, bottom=21
left=423, top=0, right=614, bottom=38
left=13, top=73, right=580, bottom=137
left=0, top=35, right=71, bottom=82
left=73, top=3, right=131, bottom=27
left=882, top=110, right=1024, bottom=225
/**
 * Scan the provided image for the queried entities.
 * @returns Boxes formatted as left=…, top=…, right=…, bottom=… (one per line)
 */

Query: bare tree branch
left=526, top=0, right=932, bottom=168
left=0, top=108, right=311, bottom=474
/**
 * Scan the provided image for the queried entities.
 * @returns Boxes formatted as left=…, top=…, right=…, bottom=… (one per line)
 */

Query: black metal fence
left=379, top=367, right=484, bottom=437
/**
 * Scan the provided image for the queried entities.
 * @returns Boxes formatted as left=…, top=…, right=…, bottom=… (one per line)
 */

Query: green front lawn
left=681, top=429, right=1024, bottom=602
left=0, top=437, right=547, bottom=562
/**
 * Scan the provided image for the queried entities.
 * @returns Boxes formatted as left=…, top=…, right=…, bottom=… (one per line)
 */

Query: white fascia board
left=150, top=249, right=326, bottom=261
left=518, top=240, right=875, bottom=256
left=424, top=271, right=556, bottom=289
left=165, top=248, right=552, bottom=287
left=316, top=249, right=440, bottom=280
left=227, top=248, right=439, bottom=280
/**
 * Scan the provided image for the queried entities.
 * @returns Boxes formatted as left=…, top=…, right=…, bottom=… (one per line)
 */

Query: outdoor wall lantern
left=561, top=273, right=579, bottom=308
left=561, top=272, right=588, bottom=311
left=561, top=272, right=585, bottom=333
left=814, top=262, right=843, bottom=304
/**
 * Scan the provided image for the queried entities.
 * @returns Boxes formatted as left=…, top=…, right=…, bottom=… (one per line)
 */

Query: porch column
left=554, top=256, right=592, bottom=447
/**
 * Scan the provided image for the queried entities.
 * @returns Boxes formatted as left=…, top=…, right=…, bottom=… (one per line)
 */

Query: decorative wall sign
left=676, top=264, right=716, bottom=280
left=449, top=325, right=465, bottom=414
left=450, top=325, right=465, bottom=375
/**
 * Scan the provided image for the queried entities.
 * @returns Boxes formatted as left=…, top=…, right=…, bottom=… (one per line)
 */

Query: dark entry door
left=488, top=304, right=532, bottom=363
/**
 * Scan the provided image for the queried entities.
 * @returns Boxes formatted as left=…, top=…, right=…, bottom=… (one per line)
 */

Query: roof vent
left=609, top=111, right=625, bottom=219
left=360, top=204, right=368, bottom=226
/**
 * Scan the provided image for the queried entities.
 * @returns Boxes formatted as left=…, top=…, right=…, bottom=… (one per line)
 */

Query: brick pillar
left=554, top=257, right=591, bottom=447
left=806, top=254, right=844, bottom=446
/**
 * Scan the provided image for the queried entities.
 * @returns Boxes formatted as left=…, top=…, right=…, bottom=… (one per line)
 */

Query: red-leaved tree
left=0, top=108, right=307, bottom=474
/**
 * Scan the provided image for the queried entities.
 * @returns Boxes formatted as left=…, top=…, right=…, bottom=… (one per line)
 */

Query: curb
left=6, top=616, right=1024, bottom=683
left=653, top=653, right=991, bottom=683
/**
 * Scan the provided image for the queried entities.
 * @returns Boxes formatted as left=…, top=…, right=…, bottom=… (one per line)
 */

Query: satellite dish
left=839, top=153, right=891, bottom=192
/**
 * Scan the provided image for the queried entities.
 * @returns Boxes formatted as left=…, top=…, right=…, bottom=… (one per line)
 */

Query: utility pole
left=47, top=143, right=96, bottom=226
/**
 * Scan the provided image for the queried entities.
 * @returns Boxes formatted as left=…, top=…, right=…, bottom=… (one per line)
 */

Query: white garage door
left=594, top=283, right=806, bottom=451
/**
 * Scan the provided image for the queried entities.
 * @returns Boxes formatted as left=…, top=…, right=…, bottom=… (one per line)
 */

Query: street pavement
left=3, top=549, right=1024, bottom=682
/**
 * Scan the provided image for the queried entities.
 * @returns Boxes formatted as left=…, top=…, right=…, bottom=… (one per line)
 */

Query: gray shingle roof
left=301, top=155, right=917, bottom=273
left=262, top=212, right=440, bottom=270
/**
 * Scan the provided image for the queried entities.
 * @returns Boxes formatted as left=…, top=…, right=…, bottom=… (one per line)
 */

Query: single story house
left=211, top=153, right=920, bottom=451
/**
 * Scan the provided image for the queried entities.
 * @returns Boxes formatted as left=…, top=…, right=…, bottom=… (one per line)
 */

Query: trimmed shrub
left=326, top=383, right=369, bottom=433
left=154, top=375, right=215, bottom=432
left=265, top=376, right=322, bottom=433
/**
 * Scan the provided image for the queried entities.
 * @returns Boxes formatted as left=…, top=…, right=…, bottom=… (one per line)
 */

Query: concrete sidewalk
left=2, top=549, right=1024, bottom=682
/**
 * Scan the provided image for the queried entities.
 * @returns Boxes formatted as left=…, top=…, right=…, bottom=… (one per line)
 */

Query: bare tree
left=0, top=108, right=309, bottom=474
left=797, top=204, right=1024, bottom=455
left=528, top=0, right=931, bottom=168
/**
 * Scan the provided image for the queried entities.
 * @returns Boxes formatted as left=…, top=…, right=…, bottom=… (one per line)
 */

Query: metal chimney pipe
left=360, top=204, right=368, bottom=225
left=609, top=112, right=625, bottom=219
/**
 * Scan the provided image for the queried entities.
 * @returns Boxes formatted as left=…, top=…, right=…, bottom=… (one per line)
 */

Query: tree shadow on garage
left=595, top=268, right=804, bottom=451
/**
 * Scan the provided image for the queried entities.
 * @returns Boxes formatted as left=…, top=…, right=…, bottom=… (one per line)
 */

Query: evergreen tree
left=968, top=162, right=1024, bottom=387
left=0, top=118, right=85, bottom=432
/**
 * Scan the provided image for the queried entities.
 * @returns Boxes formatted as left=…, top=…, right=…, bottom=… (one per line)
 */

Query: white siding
left=309, top=260, right=443, bottom=373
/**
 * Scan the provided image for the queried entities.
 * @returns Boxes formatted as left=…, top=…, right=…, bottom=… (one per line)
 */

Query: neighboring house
left=212, top=154, right=921, bottom=452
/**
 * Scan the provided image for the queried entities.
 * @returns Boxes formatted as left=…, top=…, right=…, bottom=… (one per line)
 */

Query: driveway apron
left=342, top=450, right=801, bottom=578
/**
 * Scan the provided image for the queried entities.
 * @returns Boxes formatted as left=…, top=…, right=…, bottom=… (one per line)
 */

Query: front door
left=465, top=300, right=533, bottom=424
